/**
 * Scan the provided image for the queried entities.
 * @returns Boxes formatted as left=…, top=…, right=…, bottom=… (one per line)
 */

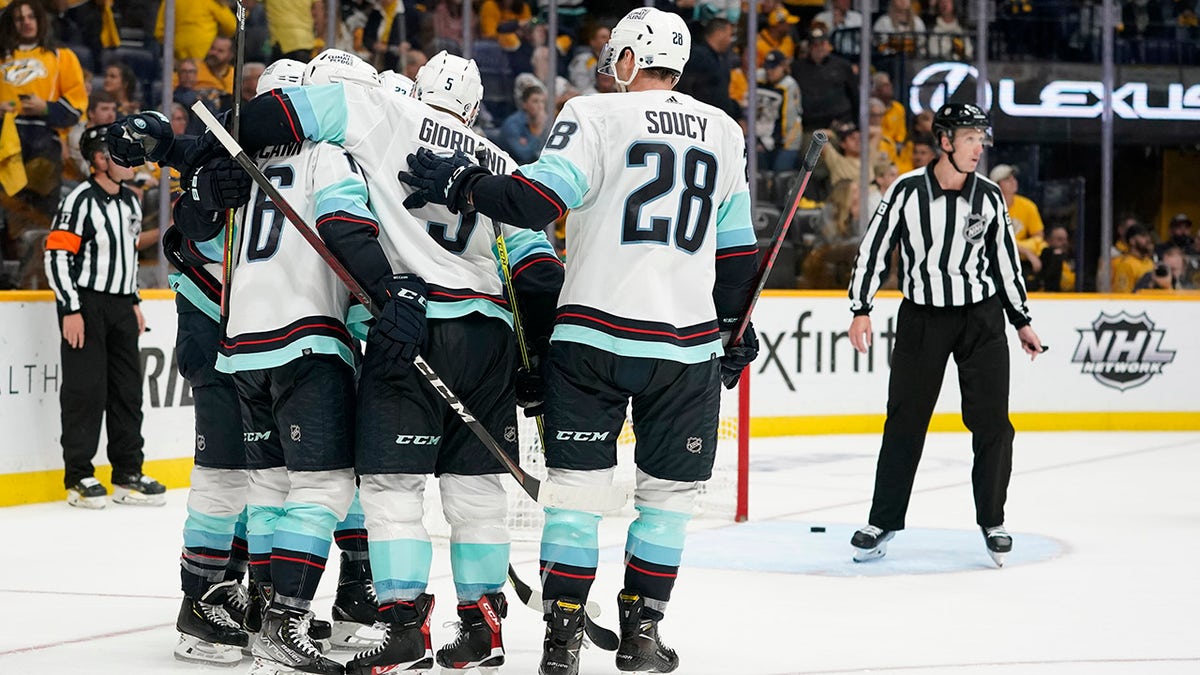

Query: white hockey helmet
left=303, top=49, right=380, bottom=88
left=597, top=7, right=690, bottom=91
left=413, top=51, right=483, bottom=125
left=256, top=58, right=306, bottom=95
left=379, top=69, right=415, bottom=98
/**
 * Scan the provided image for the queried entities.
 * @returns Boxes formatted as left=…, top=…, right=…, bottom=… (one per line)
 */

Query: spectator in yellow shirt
left=155, top=0, right=236, bottom=61
left=990, top=164, right=1045, bottom=255
left=195, top=36, right=235, bottom=99
left=266, top=0, right=325, bottom=62
left=757, top=6, right=798, bottom=66
left=1111, top=223, right=1156, bottom=293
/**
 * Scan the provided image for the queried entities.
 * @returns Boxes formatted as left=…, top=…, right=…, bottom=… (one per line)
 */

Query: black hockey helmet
left=932, top=102, right=992, bottom=144
left=79, top=124, right=110, bottom=162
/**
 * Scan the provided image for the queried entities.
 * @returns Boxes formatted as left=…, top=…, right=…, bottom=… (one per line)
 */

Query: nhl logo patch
left=504, top=426, right=517, bottom=443
left=685, top=437, right=703, bottom=454
left=963, top=213, right=987, bottom=244
left=290, top=424, right=302, bottom=443
left=133, top=117, right=146, bottom=129
left=196, top=434, right=206, bottom=452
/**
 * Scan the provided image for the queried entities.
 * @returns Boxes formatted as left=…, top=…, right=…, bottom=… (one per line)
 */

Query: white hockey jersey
left=517, top=90, right=757, bottom=363
left=275, top=83, right=556, bottom=326
left=215, top=140, right=375, bottom=373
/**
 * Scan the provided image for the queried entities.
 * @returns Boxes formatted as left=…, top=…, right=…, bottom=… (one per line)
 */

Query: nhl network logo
left=1071, top=312, right=1175, bottom=391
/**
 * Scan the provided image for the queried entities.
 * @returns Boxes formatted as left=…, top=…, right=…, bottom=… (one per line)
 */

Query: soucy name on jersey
left=644, top=110, right=709, bottom=141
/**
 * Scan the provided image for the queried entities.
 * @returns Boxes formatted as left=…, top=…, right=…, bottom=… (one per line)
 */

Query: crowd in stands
left=0, top=0, right=1196, bottom=293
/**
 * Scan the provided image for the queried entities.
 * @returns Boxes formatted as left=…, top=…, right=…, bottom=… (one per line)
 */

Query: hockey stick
left=728, top=131, right=828, bottom=349
left=507, top=564, right=618, bottom=651
left=219, top=1, right=248, bottom=319
left=192, top=102, right=629, bottom=513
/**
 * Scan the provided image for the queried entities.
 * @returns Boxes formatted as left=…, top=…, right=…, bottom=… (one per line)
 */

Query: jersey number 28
left=622, top=142, right=717, bottom=253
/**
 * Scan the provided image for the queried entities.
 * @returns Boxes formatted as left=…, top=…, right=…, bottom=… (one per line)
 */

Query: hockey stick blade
left=506, top=565, right=618, bottom=651
left=192, top=102, right=628, bottom=514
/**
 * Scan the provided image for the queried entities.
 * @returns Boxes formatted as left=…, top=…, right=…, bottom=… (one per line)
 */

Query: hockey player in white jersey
left=159, top=56, right=425, bottom=675
left=194, top=49, right=564, bottom=674
left=400, top=8, right=762, bottom=674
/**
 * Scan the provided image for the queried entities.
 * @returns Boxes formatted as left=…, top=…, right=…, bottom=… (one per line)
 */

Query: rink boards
left=1, top=289, right=1197, bottom=506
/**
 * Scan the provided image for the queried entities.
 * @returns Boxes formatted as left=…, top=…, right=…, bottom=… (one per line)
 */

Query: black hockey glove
left=187, top=157, right=252, bottom=212
left=106, top=111, right=174, bottom=167
left=182, top=128, right=228, bottom=174
left=399, top=147, right=490, bottom=214
left=514, top=360, right=546, bottom=418
left=369, top=274, right=428, bottom=369
left=719, top=323, right=760, bottom=390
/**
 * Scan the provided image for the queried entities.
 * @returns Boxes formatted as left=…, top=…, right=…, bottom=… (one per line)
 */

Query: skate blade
left=852, top=544, right=889, bottom=563
left=328, top=620, right=385, bottom=651
left=67, top=492, right=106, bottom=509
left=441, top=666, right=500, bottom=675
left=988, top=549, right=1007, bottom=567
left=111, top=487, right=166, bottom=506
left=174, top=634, right=244, bottom=667
left=437, top=649, right=504, bottom=672
left=357, top=656, right=433, bottom=674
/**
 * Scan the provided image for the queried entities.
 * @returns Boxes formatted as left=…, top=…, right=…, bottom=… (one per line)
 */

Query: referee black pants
left=60, top=290, right=145, bottom=488
left=868, top=296, right=1014, bottom=531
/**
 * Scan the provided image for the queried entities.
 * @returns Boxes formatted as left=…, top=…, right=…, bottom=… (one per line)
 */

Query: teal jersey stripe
left=541, top=507, right=601, bottom=567
left=195, top=231, right=225, bottom=262
left=314, top=178, right=374, bottom=221
left=182, top=513, right=238, bottom=550
left=501, top=228, right=558, bottom=265
left=216, top=334, right=356, bottom=373
left=519, top=154, right=590, bottom=209
left=283, top=84, right=347, bottom=144
left=246, top=504, right=285, bottom=538
left=337, top=493, right=365, bottom=529
left=428, top=298, right=514, bottom=328
left=375, top=579, right=431, bottom=601
left=272, top=529, right=334, bottom=557
left=454, top=582, right=505, bottom=601
left=346, top=304, right=371, bottom=342
left=628, top=505, right=691, bottom=547
left=169, top=273, right=220, bottom=323
left=246, top=533, right=272, bottom=556
left=552, top=324, right=721, bottom=365
left=715, top=191, right=754, bottom=243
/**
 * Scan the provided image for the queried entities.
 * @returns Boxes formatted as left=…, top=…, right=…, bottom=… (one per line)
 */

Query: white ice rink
left=2, top=431, right=1198, bottom=674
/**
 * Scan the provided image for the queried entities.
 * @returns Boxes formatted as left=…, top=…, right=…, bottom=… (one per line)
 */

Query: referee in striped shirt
left=844, top=103, right=1043, bottom=567
left=44, top=125, right=164, bottom=508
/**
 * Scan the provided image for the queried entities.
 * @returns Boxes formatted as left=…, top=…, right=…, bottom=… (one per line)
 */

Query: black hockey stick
left=219, top=0, right=248, bottom=319
left=507, top=564, right=618, bottom=651
left=727, top=131, right=828, bottom=351
left=192, top=102, right=629, bottom=513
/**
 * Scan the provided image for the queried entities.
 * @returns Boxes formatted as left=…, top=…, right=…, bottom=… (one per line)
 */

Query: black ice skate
left=539, top=597, right=587, bottom=675
left=345, top=593, right=434, bottom=675
left=851, top=525, right=895, bottom=562
left=330, top=553, right=384, bottom=651
left=983, top=525, right=1013, bottom=567
left=111, top=473, right=166, bottom=506
left=248, top=606, right=344, bottom=675
left=66, top=477, right=107, bottom=509
left=436, top=592, right=507, bottom=671
left=175, top=581, right=250, bottom=666
left=615, top=591, right=678, bottom=673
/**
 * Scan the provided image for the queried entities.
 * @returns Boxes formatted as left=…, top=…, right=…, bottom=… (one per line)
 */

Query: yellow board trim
left=3, top=412, right=1197, bottom=507
left=0, top=289, right=175, bottom=302
left=0, top=456, right=195, bottom=508
left=751, top=411, right=1200, bottom=436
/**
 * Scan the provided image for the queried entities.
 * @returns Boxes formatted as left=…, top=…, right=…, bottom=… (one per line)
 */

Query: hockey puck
left=810, top=526, right=826, bottom=533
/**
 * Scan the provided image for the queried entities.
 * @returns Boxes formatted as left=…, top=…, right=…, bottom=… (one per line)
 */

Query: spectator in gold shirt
left=155, top=0, right=236, bottom=62
left=990, top=164, right=1045, bottom=255
left=1111, top=223, right=1156, bottom=294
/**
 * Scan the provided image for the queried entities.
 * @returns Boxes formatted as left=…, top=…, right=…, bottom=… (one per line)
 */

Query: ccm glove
left=398, top=147, right=490, bottom=213
left=106, top=111, right=174, bottom=167
left=369, top=274, right=428, bottom=368
left=719, top=323, right=760, bottom=390
left=188, top=157, right=252, bottom=212
left=514, top=360, right=546, bottom=418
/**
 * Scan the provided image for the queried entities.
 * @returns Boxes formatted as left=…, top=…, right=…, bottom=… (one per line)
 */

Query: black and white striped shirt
left=44, top=178, right=142, bottom=313
left=848, top=167, right=1031, bottom=327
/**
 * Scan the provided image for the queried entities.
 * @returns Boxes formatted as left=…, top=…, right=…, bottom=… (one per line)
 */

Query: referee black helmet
left=79, top=124, right=110, bottom=163
left=932, top=103, right=992, bottom=144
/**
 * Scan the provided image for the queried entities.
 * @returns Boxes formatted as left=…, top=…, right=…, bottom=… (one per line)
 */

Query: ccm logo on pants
left=555, top=431, right=611, bottom=442
left=395, top=435, right=442, bottom=445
